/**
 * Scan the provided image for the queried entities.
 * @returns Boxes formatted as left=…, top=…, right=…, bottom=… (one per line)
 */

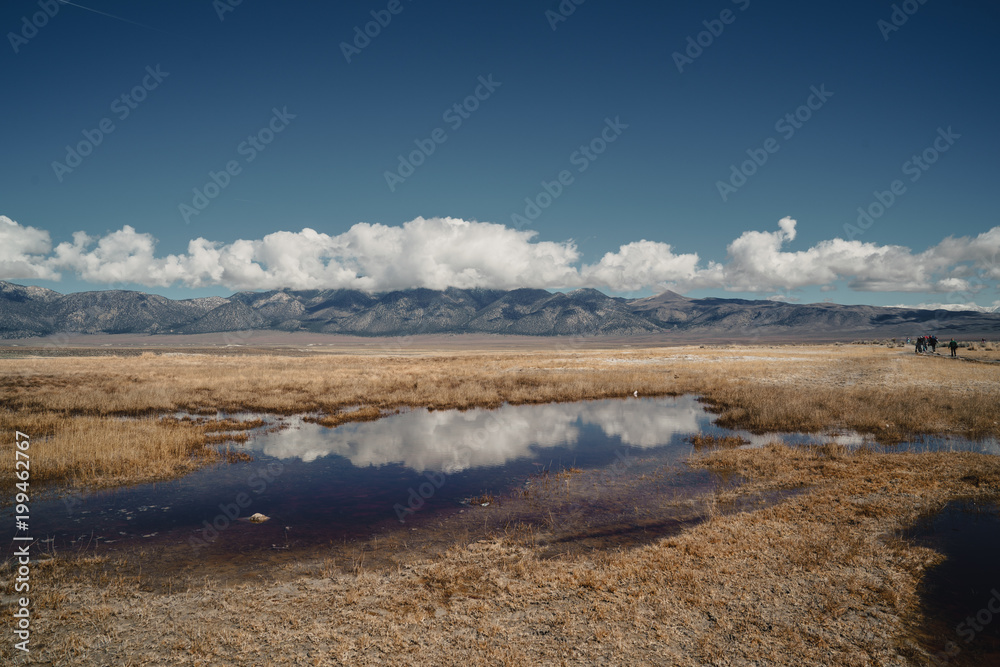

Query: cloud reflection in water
left=251, top=396, right=708, bottom=472
left=247, top=395, right=999, bottom=473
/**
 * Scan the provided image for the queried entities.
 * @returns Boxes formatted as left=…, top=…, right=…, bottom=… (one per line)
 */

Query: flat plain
left=2, top=340, right=999, bottom=665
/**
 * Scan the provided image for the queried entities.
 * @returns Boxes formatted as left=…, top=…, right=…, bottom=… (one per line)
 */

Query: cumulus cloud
left=332, top=218, right=580, bottom=291
left=46, top=217, right=582, bottom=291
left=579, top=240, right=708, bottom=292
left=0, top=215, right=59, bottom=280
left=1, top=214, right=997, bottom=304
left=708, top=216, right=1000, bottom=295
left=52, top=226, right=188, bottom=286
left=720, top=217, right=930, bottom=292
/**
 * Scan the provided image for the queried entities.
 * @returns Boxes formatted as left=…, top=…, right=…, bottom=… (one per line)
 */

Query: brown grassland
left=1, top=342, right=1000, bottom=665
left=2, top=342, right=998, bottom=491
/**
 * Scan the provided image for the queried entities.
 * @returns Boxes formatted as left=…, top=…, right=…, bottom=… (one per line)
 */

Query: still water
left=7, top=395, right=998, bottom=559
left=906, top=501, right=1000, bottom=666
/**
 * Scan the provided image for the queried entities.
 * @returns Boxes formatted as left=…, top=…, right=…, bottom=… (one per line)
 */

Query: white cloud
left=1, top=214, right=997, bottom=307
left=45, top=217, right=582, bottom=291
left=0, top=215, right=58, bottom=280
left=887, top=302, right=999, bottom=313
left=332, top=218, right=580, bottom=291
left=579, top=240, right=706, bottom=292
left=705, top=217, right=1000, bottom=296
left=253, top=397, right=706, bottom=469
left=718, top=217, right=931, bottom=293
left=51, top=226, right=189, bottom=286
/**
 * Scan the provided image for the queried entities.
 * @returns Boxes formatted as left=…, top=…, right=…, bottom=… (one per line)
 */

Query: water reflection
left=253, top=394, right=999, bottom=473
left=6, top=395, right=998, bottom=564
left=254, top=396, right=709, bottom=471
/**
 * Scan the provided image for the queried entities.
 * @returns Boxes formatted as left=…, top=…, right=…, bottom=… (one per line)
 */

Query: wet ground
left=904, top=500, right=1000, bottom=666
left=5, top=395, right=999, bottom=591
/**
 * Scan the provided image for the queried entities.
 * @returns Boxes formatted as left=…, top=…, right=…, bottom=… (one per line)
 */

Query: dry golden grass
left=6, top=443, right=998, bottom=666
left=2, top=343, right=997, bottom=664
left=2, top=343, right=998, bottom=492
left=303, top=405, right=389, bottom=428
left=0, top=412, right=218, bottom=489
left=465, top=492, right=497, bottom=506
left=688, top=433, right=750, bottom=449
left=200, top=417, right=267, bottom=432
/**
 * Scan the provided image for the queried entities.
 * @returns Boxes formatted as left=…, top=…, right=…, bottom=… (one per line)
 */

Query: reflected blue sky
left=6, top=395, right=998, bottom=558
left=255, top=396, right=710, bottom=470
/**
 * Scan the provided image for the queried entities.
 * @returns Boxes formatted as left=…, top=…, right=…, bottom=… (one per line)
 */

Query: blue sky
left=2, top=0, right=998, bottom=310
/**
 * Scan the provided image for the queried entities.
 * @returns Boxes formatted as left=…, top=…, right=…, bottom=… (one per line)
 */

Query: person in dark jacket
left=949, top=338, right=958, bottom=357
left=929, top=335, right=938, bottom=353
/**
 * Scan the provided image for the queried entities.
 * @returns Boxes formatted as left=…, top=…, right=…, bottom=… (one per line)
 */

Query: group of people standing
left=914, top=335, right=938, bottom=353
left=909, top=335, right=959, bottom=357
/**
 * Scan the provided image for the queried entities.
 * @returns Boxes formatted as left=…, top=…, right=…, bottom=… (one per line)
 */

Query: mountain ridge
left=1, top=281, right=997, bottom=340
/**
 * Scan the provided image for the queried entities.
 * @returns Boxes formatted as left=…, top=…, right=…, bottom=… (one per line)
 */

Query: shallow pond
left=905, top=500, right=1000, bottom=666
left=6, top=395, right=998, bottom=566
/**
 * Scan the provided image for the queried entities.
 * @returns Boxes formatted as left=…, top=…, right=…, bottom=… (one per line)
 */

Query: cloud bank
left=1, top=214, right=998, bottom=300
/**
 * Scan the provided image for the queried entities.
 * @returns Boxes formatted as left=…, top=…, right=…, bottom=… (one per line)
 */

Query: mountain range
left=1, top=281, right=997, bottom=340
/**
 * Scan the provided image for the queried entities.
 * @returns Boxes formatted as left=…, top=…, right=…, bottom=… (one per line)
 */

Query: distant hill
left=1, top=280, right=998, bottom=340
